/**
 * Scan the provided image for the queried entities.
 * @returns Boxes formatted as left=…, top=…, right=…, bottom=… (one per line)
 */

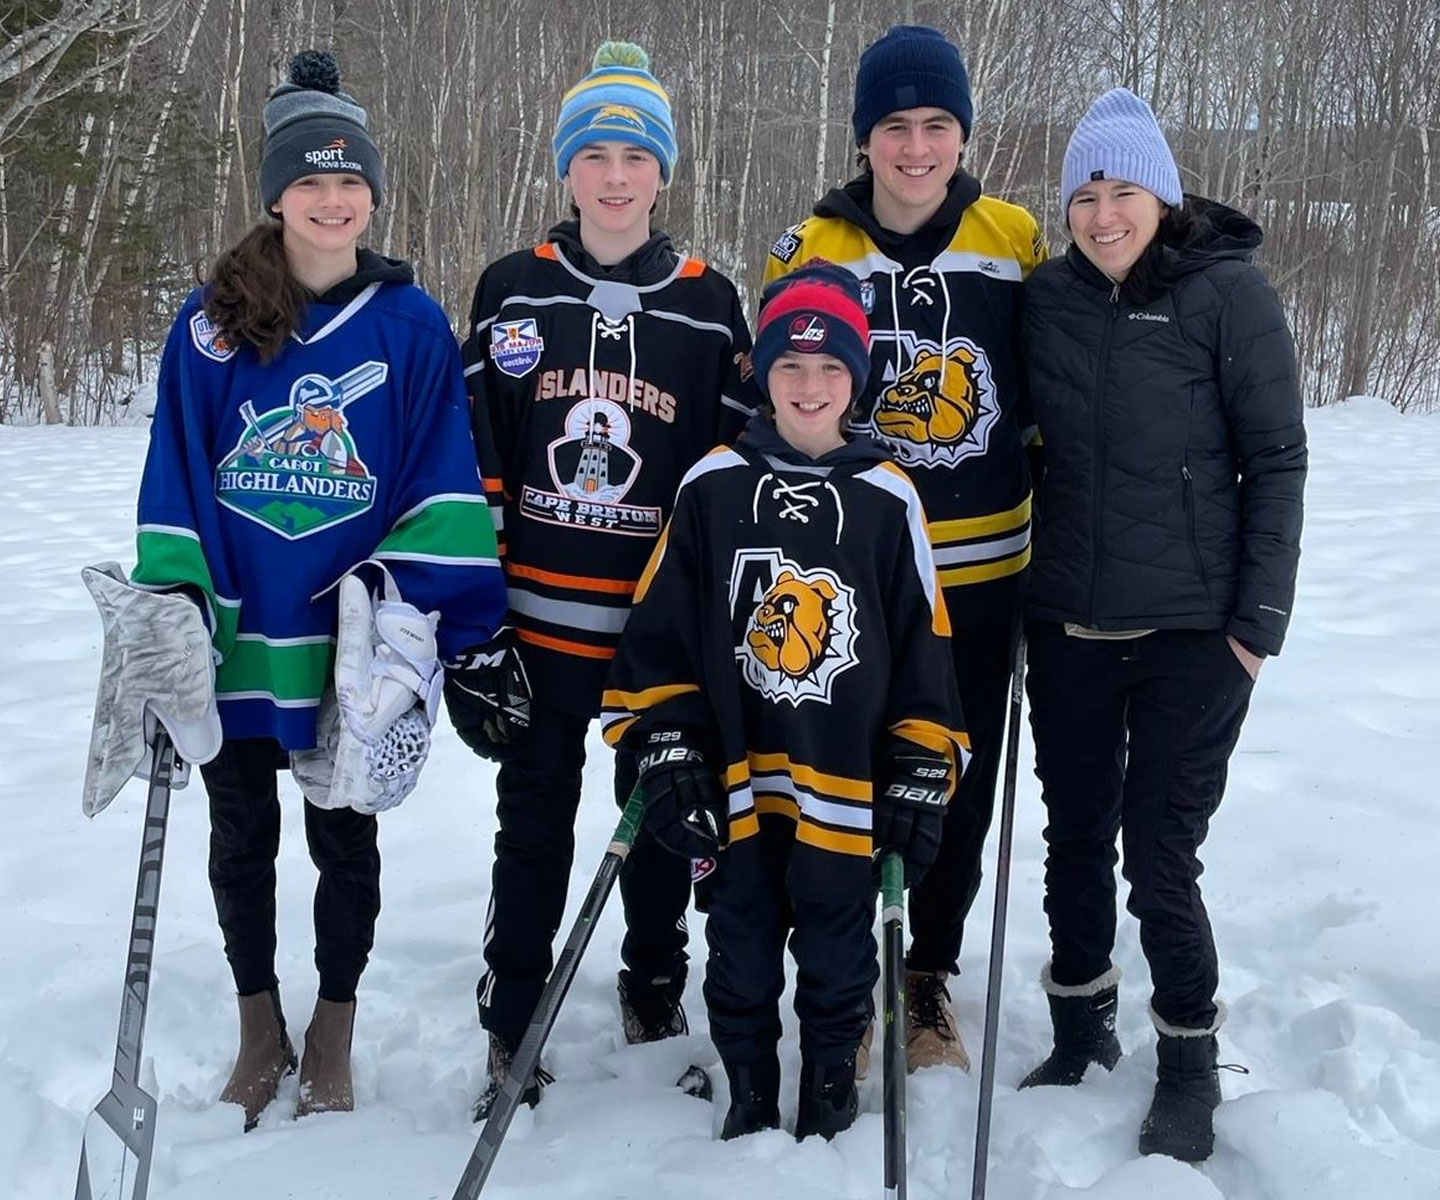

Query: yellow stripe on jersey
left=746, top=751, right=872, bottom=803
left=796, top=822, right=872, bottom=858
left=929, top=495, right=1031, bottom=542
left=938, top=545, right=1032, bottom=588
left=889, top=717, right=970, bottom=761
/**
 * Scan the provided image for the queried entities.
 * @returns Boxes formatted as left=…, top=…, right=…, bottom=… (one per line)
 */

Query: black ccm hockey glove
left=873, top=750, right=953, bottom=885
left=637, top=730, right=728, bottom=860
left=442, top=627, right=532, bottom=762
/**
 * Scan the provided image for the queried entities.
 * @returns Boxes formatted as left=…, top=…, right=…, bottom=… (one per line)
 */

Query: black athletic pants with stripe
left=698, top=822, right=877, bottom=1069
left=476, top=700, right=691, bottom=1049
left=199, top=738, right=381, bottom=1003
left=1025, top=623, right=1255, bottom=1030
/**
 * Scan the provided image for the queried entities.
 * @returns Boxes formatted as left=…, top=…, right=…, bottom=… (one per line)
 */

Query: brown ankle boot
left=220, top=987, right=297, bottom=1131
left=296, top=998, right=356, bottom=1116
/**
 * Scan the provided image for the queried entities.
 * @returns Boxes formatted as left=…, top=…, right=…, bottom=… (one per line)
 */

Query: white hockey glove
left=80, top=562, right=223, bottom=816
left=294, top=565, right=441, bottom=815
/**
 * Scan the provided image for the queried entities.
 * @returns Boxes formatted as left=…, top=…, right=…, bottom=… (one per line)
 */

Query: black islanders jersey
left=464, top=225, right=753, bottom=715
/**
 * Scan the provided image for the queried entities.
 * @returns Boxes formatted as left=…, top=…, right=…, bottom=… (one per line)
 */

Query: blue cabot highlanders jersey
left=135, top=260, right=506, bottom=748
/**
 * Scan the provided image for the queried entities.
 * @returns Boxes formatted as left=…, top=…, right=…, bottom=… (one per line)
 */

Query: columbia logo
left=1129, top=311, right=1171, bottom=323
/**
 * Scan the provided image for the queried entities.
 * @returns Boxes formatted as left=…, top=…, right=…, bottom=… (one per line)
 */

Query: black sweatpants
left=199, top=737, right=380, bottom=1003
left=906, top=616, right=1016, bottom=974
left=699, top=823, right=877, bottom=1068
left=1025, top=623, right=1255, bottom=1029
left=476, top=700, right=691, bottom=1048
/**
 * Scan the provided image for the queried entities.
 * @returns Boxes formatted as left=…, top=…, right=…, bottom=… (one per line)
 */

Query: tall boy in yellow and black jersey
left=602, top=265, right=967, bottom=1140
left=765, top=25, right=1044, bottom=1072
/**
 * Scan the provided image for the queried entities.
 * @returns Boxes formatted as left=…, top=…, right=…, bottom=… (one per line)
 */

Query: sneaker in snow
left=617, top=969, right=688, bottom=1045
left=905, top=970, right=970, bottom=1073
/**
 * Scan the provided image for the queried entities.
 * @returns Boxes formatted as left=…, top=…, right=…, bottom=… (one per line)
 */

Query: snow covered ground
left=2, top=397, right=1438, bottom=1199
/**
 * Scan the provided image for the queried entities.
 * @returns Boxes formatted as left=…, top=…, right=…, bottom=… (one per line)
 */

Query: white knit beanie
left=1060, top=88, right=1182, bottom=217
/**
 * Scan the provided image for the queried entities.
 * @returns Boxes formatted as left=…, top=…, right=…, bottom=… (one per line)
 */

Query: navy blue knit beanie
left=852, top=25, right=973, bottom=144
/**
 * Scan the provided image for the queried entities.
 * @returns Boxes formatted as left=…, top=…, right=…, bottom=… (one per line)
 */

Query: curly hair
left=200, top=222, right=309, bottom=364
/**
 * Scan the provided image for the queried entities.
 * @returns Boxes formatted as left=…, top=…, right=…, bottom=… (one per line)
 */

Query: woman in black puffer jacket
left=1017, top=88, right=1306, bottom=1163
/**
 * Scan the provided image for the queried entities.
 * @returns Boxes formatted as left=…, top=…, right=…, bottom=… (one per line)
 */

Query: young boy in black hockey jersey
left=443, top=41, right=753, bottom=1118
left=602, top=264, right=968, bottom=1141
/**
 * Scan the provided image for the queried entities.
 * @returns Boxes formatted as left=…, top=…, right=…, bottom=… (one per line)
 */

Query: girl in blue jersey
left=133, top=52, right=504, bottom=1130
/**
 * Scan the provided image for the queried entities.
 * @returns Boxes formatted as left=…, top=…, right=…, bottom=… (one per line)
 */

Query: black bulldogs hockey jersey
left=464, top=222, right=753, bottom=715
left=602, top=416, right=969, bottom=898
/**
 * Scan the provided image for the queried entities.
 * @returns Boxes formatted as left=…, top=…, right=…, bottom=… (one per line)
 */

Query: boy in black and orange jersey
left=444, top=42, right=752, bottom=1118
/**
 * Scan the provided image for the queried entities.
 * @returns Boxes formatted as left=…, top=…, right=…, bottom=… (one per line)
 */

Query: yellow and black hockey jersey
left=601, top=416, right=969, bottom=898
left=765, top=174, right=1045, bottom=626
left=464, top=221, right=753, bottom=716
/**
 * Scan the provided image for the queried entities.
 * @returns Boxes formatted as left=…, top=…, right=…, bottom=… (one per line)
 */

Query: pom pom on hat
left=260, top=50, right=385, bottom=212
left=553, top=40, right=678, bottom=184
left=753, top=261, right=872, bottom=402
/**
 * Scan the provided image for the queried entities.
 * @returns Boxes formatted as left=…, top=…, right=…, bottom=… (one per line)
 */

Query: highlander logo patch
left=215, top=361, right=387, bottom=539
left=489, top=318, right=545, bottom=378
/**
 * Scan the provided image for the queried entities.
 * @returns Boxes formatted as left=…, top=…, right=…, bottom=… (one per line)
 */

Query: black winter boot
left=794, top=1056, right=859, bottom=1142
left=617, top=967, right=689, bottom=1045
left=1139, top=1016, right=1224, bottom=1162
left=720, top=1057, right=781, bottom=1140
left=1019, top=964, right=1122, bottom=1089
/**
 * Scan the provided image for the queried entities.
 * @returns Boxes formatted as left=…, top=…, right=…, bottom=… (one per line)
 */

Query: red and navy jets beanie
left=753, top=262, right=872, bottom=401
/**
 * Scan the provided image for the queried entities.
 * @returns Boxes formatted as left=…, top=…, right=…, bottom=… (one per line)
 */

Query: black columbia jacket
left=1023, top=197, right=1306, bottom=655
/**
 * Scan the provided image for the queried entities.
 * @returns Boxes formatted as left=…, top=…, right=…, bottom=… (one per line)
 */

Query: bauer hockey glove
left=873, top=750, right=953, bottom=884
left=443, top=627, right=532, bottom=761
left=637, top=730, right=728, bottom=861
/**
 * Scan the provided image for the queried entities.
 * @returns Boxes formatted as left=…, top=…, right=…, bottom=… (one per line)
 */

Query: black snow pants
left=698, top=822, right=877, bottom=1069
left=1025, top=623, right=1254, bottom=1030
left=199, top=737, right=380, bottom=1003
left=476, top=699, right=691, bottom=1049
left=906, top=615, right=1016, bottom=975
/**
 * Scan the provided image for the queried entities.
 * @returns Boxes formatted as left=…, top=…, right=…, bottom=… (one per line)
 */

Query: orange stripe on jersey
left=507, top=562, right=637, bottom=595
left=676, top=257, right=707, bottom=278
left=534, top=243, right=560, bottom=261
left=516, top=628, right=616, bottom=660
left=482, top=476, right=504, bottom=495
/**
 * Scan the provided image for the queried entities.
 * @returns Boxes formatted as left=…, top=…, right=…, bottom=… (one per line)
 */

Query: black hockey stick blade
left=881, top=851, right=907, bottom=1200
left=75, top=730, right=176, bottom=1200
left=450, top=788, right=647, bottom=1200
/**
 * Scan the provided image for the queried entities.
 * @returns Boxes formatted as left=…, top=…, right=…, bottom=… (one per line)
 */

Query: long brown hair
left=201, top=221, right=308, bottom=364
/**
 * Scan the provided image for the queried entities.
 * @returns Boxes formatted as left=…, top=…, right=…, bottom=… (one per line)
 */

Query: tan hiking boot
left=855, top=1020, right=874, bottom=1080
left=220, top=987, right=297, bottom=1131
left=296, top=998, right=355, bottom=1116
left=905, top=970, right=970, bottom=1073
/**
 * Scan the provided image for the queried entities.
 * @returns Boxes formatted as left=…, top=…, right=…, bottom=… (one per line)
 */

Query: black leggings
left=199, top=738, right=380, bottom=1002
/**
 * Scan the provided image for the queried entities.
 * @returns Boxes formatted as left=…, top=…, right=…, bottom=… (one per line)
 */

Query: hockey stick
left=880, top=851, right=907, bottom=1200
left=75, top=728, right=176, bottom=1200
left=451, top=787, right=647, bottom=1200
left=970, top=633, right=1027, bottom=1200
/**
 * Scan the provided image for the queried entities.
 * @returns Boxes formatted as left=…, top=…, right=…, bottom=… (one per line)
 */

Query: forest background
left=2, top=0, right=1437, bottom=424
